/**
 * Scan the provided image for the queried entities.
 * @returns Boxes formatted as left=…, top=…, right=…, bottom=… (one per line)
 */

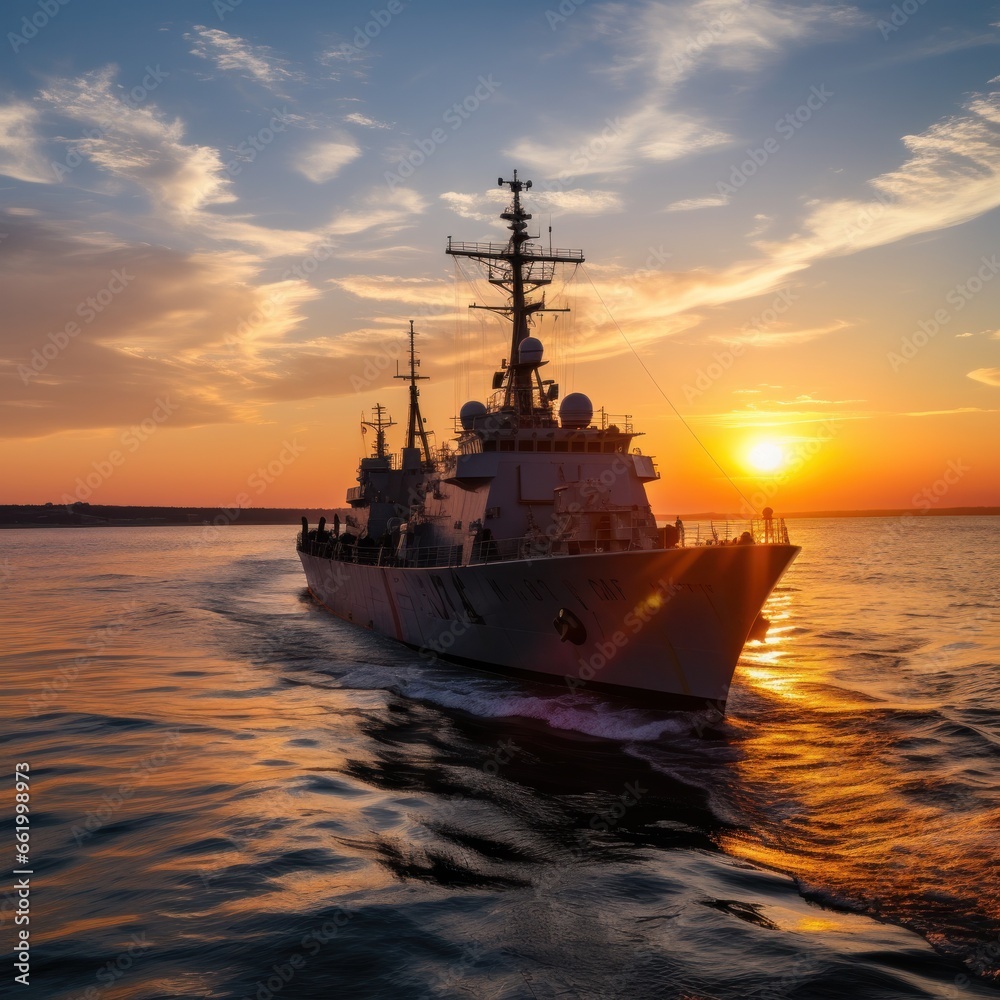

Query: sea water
left=2, top=517, right=997, bottom=998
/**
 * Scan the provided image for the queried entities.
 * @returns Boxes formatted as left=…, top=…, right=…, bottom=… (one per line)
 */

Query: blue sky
left=2, top=0, right=999, bottom=508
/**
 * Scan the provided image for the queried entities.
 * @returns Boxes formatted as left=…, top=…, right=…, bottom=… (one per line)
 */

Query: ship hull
left=298, top=544, right=799, bottom=709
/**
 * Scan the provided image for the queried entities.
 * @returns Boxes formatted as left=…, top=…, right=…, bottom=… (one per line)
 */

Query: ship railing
left=598, top=410, right=634, bottom=434
left=298, top=533, right=468, bottom=568
left=394, top=544, right=464, bottom=568
left=299, top=537, right=382, bottom=563
left=469, top=536, right=533, bottom=564
left=298, top=519, right=792, bottom=566
left=446, top=239, right=585, bottom=260
left=678, top=517, right=790, bottom=546
left=591, top=526, right=657, bottom=549
left=750, top=516, right=790, bottom=544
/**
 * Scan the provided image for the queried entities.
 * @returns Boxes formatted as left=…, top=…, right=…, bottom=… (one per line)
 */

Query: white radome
left=459, top=400, right=488, bottom=430
left=559, top=392, right=593, bottom=429
left=518, top=337, right=544, bottom=364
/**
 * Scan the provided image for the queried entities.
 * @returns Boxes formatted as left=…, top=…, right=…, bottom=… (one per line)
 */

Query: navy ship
left=298, top=172, right=799, bottom=709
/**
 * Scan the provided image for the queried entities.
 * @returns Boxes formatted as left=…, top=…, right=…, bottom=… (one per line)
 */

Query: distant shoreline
left=0, top=502, right=996, bottom=529
left=0, top=504, right=343, bottom=529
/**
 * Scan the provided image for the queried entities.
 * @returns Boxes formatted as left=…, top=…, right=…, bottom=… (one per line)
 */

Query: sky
left=2, top=0, right=999, bottom=514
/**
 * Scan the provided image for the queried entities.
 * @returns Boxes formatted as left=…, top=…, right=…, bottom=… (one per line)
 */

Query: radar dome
left=518, top=337, right=544, bottom=364
left=459, top=400, right=487, bottom=430
left=559, top=392, right=593, bottom=429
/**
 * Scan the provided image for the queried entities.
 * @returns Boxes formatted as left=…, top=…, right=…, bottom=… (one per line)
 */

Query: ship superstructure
left=298, top=173, right=799, bottom=709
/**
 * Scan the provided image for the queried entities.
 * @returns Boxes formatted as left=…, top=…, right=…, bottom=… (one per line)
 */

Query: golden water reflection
left=726, top=596, right=1000, bottom=976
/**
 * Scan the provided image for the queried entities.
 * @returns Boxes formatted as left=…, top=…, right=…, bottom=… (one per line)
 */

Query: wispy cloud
left=600, top=0, right=861, bottom=90
left=25, top=67, right=341, bottom=258
left=967, top=367, right=1000, bottom=387
left=424, top=80, right=1000, bottom=367
left=295, top=138, right=362, bottom=183
left=904, top=406, right=1000, bottom=415
left=666, top=194, right=729, bottom=212
left=633, top=83, right=1000, bottom=357
left=40, top=68, right=234, bottom=216
left=507, top=107, right=729, bottom=177
left=332, top=274, right=455, bottom=308
left=326, top=186, right=425, bottom=237
left=344, top=112, right=392, bottom=129
left=441, top=186, right=621, bottom=221
left=695, top=406, right=871, bottom=428
left=761, top=87, right=1000, bottom=267
left=722, top=320, right=853, bottom=346
left=508, top=0, right=861, bottom=179
left=0, top=215, right=298, bottom=437
left=188, top=26, right=300, bottom=91
left=0, top=103, right=53, bottom=184
left=695, top=390, right=871, bottom=428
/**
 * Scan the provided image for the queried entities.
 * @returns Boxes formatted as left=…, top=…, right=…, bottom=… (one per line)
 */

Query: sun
left=747, top=441, right=785, bottom=473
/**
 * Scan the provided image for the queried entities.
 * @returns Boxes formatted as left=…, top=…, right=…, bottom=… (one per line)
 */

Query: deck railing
left=446, top=239, right=585, bottom=261
left=678, top=517, right=790, bottom=546
left=297, top=516, right=792, bottom=568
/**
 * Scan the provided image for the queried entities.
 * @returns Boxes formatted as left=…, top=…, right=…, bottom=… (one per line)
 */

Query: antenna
left=447, top=172, right=583, bottom=416
left=360, top=403, right=395, bottom=459
left=394, top=320, right=432, bottom=465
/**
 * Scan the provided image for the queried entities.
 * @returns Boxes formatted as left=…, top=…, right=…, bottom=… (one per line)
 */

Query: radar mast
left=395, top=320, right=432, bottom=465
left=445, top=171, right=584, bottom=415
left=361, top=403, right=395, bottom=460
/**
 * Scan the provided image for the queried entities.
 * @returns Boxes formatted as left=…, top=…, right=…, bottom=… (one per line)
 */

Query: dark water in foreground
left=2, top=518, right=998, bottom=999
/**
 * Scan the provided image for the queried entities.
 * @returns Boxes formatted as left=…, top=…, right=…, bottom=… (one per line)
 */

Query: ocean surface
left=2, top=517, right=998, bottom=999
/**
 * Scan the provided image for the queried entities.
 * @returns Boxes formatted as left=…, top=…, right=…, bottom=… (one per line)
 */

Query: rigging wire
left=453, top=256, right=509, bottom=390
left=579, top=264, right=758, bottom=514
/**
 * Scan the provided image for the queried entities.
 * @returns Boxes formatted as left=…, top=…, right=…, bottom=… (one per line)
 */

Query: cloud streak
left=40, top=67, right=234, bottom=216
left=967, top=367, right=1000, bottom=387
left=0, top=103, right=52, bottom=184
left=295, top=139, right=362, bottom=183
left=188, top=26, right=300, bottom=91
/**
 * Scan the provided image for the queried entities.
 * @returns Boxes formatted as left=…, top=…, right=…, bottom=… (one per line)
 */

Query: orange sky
left=2, top=2, right=999, bottom=514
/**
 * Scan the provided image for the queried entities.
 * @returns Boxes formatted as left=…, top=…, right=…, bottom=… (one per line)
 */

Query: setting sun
left=747, top=441, right=786, bottom=473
